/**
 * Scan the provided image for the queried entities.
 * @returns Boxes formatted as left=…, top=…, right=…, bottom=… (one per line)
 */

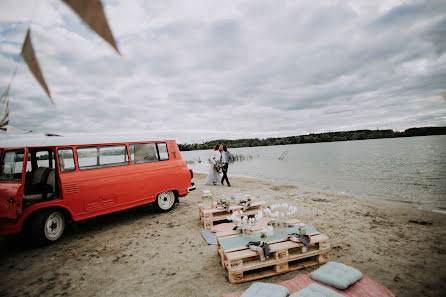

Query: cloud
left=0, top=0, right=445, bottom=143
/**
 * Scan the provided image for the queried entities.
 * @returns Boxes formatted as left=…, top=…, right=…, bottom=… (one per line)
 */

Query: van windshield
left=0, top=150, right=25, bottom=181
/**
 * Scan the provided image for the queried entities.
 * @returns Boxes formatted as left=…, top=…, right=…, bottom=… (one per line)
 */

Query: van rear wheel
left=31, top=209, right=65, bottom=245
left=156, top=191, right=176, bottom=212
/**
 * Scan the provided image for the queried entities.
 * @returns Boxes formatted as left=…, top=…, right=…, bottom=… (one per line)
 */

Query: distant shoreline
left=179, top=126, right=446, bottom=151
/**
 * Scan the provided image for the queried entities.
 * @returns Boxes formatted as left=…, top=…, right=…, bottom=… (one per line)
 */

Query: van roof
left=0, top=134, right=173, bottom=149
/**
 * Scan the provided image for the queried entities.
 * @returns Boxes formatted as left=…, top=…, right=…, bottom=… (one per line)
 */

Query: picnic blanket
left=201, top=230, right=217, bottom=245
left=222, top=273, right=395, bottom=297
left=210, top=218, right=271, bottom=233
left=219, top=224, right=318, bottom=252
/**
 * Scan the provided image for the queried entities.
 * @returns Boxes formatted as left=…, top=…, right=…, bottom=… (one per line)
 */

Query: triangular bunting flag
left=21, top=29, right=54, bottom=105
left=0, top=85, right=10, bottom=132
left=441, top=92, right=446, bottom=101
left=61, top=0, right=120, bottom=54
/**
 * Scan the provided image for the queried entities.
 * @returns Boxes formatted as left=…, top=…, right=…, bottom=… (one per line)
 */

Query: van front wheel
left=31, top=209, right=66, bottom=245
left=156, top=191, right=176, bottom=212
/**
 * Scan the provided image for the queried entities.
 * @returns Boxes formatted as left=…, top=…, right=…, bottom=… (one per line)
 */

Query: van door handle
left=7, top=198, right=16, bottom=203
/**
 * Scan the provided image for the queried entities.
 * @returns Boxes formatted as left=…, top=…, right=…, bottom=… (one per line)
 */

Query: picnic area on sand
left=0, top=173, right=445, bottom=297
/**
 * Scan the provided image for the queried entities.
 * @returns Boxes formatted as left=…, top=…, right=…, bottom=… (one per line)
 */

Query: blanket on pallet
left=222, top=273, right=395, bottom=297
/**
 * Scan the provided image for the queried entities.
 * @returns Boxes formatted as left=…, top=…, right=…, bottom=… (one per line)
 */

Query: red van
left=0, top=137, right=195, bottom=244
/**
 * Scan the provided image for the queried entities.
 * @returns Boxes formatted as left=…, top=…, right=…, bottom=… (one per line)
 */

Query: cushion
left=241, top=282, right=289, bottom=297
left=290, top=283, right=345, bottom=297
left=310, top=262, right=362, bottom=289
left=211, top=223, right=236, bottom=233
left=200, top=230, right=217, bottom=245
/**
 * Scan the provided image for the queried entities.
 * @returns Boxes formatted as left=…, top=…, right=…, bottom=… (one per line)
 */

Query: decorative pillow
left=290, top=283, right=345, bottom=297
left=241, top=282, right=289, bottom=297
left=310, top=261, right=362, bottom=289
left=210, top=223, right=236, bottom=233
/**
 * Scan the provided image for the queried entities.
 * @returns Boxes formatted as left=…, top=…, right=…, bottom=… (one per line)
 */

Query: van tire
left=155, top=191, right=176, bottom=212
left=31, top=209, right=65, bottom=245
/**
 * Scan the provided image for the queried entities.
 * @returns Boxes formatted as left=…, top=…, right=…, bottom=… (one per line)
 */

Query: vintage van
left=0, top=136, right=195, bottom=244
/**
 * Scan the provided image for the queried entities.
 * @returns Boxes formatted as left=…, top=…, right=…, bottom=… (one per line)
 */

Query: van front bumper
left=187, top=182, right=196, bottom=192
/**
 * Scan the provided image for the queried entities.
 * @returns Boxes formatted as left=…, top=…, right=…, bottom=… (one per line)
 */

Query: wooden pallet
left=215, top=218, right=302, bottom=262
left=216, top=227, right=330, bottom=284
left=198, top=200, right=266, bottom=229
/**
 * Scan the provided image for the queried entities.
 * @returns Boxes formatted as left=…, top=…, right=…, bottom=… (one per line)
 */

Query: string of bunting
left=0, top=85, right=10, bottom=132
left=1, top=0, right=120, bottom=132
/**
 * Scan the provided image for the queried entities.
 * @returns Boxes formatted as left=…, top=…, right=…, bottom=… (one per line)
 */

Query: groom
left=219, top=144, right=233, bottom=187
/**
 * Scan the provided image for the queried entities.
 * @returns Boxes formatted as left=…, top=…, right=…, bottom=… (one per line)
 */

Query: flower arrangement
left=265, top=203, right=297, bottom=225
left=227, top=209, right=264, bottom=235
left=225, top=203, right=298, bottom=237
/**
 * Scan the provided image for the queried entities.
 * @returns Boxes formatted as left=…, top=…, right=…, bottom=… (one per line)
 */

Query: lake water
left=181, top=135, right=446, bottom=212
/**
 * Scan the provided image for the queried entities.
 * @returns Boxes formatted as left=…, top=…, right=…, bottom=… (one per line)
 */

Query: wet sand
left=0, top=173, right=445, bottom=297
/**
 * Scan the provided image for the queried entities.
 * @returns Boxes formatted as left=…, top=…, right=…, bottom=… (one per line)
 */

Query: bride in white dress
left=204, top=144, right=221, bottom=185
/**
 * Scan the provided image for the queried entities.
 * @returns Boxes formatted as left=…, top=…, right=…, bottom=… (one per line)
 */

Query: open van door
left=0, top=148, right=26, bottom=220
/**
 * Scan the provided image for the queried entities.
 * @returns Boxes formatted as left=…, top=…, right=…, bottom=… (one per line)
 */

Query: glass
left=130, top=143, right=158, bottom=164
left=77, top=145, right=129, bottom=170
left=99, top=145, right=128, bottom=165
left=0, top=150, right=25, bottom=181
left=157, top=143, right=169, bottom=161
left=58, top=148, right=75, bottom=172
left=77, top=147, right=99, bottom=168
left=298, top=223, right=306, bottom=235
left=202, top=190, right=213, bottom=209
left=230, top=195, right=236, bottom=205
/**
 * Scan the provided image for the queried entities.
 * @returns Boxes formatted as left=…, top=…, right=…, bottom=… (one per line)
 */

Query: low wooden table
left=198, top=200, right=266, bottom=229
left=216, top=220, right=330, bottom=284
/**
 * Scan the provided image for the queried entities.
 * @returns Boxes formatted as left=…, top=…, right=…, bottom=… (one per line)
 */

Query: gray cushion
left=46, top=169, right=55, bottom=189
left=310, top=261, right=362, bottom=289
left=241, top=282, right=289, bottom=297
left=23, top=194, right=43, bottom=201
left=31, top=167, right=49, bottom=185
left=290, top=283, right=345, bottom=297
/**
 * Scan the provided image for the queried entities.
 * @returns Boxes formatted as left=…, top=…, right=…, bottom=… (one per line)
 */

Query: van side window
left=157, top=143, right=169, bottom=161
left=77, top=145, right=129, bottom=170
left=0, top=150, right=25, bottom=181
left=36, top=150, right=55, bottom=169
left=129, top=143, right=158, bottom=164
left=58, top=148, right=75, bottom=172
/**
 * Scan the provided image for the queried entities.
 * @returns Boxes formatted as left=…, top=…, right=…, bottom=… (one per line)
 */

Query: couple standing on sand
left=205, top=144, right=233, bottom=186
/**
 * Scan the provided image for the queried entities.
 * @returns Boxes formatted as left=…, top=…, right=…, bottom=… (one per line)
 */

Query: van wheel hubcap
left=158, top=191, right=175, bottom=210
left=44, top=212, right=65, bottom=240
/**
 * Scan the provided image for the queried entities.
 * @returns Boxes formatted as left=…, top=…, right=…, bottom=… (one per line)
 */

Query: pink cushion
left=211, top=223, right=236, bottom=233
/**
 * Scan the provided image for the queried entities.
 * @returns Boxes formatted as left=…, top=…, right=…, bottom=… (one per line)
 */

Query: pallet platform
left=216, top=223, right=330, bottom=284
left=199, top=200, right=266, bottom=229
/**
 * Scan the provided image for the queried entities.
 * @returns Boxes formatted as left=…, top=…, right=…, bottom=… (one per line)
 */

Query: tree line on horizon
left=178, top=126, right=446, bottom=151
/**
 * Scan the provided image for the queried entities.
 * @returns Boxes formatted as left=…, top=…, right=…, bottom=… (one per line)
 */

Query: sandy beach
left=0, top=173, right=445, bottom=297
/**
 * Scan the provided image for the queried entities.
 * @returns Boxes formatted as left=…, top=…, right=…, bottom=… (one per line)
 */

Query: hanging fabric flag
left=0, top=84, right=10, bottom=132
left=21, top=29, right=54, bottom=104
left=61, top=0, right=120, bottom=54
left=441, top=92, right=446, bottom=101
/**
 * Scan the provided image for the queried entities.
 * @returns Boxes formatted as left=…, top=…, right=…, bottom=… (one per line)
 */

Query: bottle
left=298, top=223, right=306, bottom=235
left=202, top=190, right=213, bottom=209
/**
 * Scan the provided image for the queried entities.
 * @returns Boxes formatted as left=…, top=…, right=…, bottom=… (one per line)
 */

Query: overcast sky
left=0, top=0, right=445, bottom=143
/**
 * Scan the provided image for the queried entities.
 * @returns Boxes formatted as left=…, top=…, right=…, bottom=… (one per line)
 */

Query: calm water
left=181, top=135, right=446, bottom=211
